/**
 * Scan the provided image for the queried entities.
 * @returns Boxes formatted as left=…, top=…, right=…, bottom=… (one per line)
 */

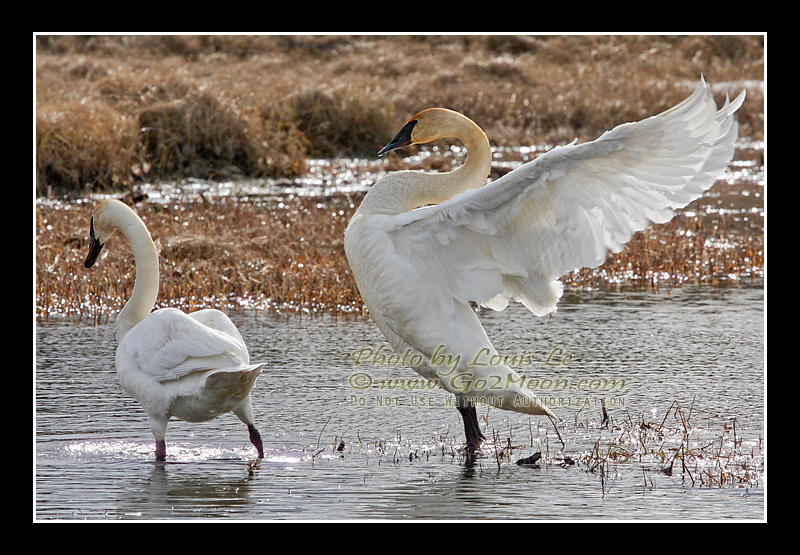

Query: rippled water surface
left=35, top=281, right=764, bottom=520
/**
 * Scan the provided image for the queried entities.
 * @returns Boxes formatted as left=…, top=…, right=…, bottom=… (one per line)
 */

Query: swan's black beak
left=84, top=217, right=103, bottom=269
left=378, top=119, right=417, bottom=156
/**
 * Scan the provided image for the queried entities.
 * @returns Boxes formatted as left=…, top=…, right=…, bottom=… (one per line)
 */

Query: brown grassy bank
left=37, top=195, right=359, bottom=317
left=35, top=34, right=764, bottom=195
left=36, top=171, right=763, bottom=319
left=35, top=35, right=764, bottom=318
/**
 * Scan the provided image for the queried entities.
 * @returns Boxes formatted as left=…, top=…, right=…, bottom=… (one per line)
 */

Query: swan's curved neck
left=114, top=210, right=159, bottom=341
left=363, top=111, right=492, bottom=215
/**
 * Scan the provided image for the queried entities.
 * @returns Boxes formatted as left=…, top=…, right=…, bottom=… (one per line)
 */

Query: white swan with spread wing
left=344, top=79, right=745, bottom=451
left=84, top=199, right=265, bottom=461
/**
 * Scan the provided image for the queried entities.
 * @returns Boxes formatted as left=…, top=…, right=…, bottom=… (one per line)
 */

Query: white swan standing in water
left=84, top=199, right=265, bottom=461
left=344, top=78, right=745, bottom=451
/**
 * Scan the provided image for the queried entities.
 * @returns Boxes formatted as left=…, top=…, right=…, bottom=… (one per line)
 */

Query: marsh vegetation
left=35, top=35, right=764, bottom=318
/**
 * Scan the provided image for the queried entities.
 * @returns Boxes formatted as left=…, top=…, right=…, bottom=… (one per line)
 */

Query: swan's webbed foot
left=248, top=424, right=264, bottom=459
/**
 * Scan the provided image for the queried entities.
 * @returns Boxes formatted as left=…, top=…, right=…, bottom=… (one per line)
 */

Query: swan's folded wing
left=117, top=308, right=250, bottom=382
left=389, top=80, right=744, bottom=316
left=187, top=308, right=248, bottom=355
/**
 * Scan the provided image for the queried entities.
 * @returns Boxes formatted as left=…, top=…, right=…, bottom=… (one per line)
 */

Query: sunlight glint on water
left=36, top=282, right=764, bottom=520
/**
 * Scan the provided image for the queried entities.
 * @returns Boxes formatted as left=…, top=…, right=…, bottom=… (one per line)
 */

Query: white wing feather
left=388, top=80, right=744, bottom=316
left=117, top=308, right=250, bottom=383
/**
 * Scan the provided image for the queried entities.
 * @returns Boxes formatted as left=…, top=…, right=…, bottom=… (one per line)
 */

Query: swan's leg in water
left=247, top=424, right=264, bottom=459
left=456, top=395, right=485, bottom=451
left=234, top=401, right=264, bottom=459
left=155, top=440, right=166, bottom=461
left=149, top=414, right=168, bottom=461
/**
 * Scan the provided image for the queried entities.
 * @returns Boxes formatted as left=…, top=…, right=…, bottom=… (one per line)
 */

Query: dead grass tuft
left=134, top=93, right=307, bottom=181
left=36, top=34, right=763, bottom=194
left=290, top=89, right=395, bottom=158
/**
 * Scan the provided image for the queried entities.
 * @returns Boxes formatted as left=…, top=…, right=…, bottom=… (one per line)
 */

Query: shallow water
left=35, top=281, right=764, bottom=520
left=127, top=138, right=763, bottom=205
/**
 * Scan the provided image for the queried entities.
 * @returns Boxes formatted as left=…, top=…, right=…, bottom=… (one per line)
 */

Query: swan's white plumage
left=118, top=308, right=249, bottom=383
left=85, top=199, right=265, bottom=460
left=115, top=307, right=264, bottom=427
left=344, top=79, right=744, bottom=439
left=387, top=80, right=744, bottom=317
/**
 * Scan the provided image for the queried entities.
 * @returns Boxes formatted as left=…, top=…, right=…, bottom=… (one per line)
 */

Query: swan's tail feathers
left=168, top=362, right=266, bottom=423
left=241, top=362, right=267, bottom=375
left=210, top=362, right=265, bottom=378
left=201, top=363, right=265, bottom=405
left=233, top=362, right=266, bottom=387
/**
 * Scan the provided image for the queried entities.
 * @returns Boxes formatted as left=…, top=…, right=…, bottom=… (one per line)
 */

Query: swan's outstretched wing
left=389, top=79, right=745, bottom=316
left=117, top=308, right=250, bottom=382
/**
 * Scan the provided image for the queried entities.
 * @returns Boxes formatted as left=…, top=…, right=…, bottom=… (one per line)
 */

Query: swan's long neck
left=361, top=111, right=492, bottom=215
left=114, top=210, right=159, bottom=341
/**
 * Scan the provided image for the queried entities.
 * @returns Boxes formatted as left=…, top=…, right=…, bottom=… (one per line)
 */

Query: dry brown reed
left=36, top=194, right=360, bottom=319
left=35, top=35, right=764, bottom=318
left=451, top=398, right=764, bottom=490
left=35, top=166, right=763, bottom=320
left=564, top=211, right=764, bottom=290
left=571, top=399, right=763, bottom=490
left=333, top=398, right=762, bottom=490
left=36, top=35, right=763, bottom=195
